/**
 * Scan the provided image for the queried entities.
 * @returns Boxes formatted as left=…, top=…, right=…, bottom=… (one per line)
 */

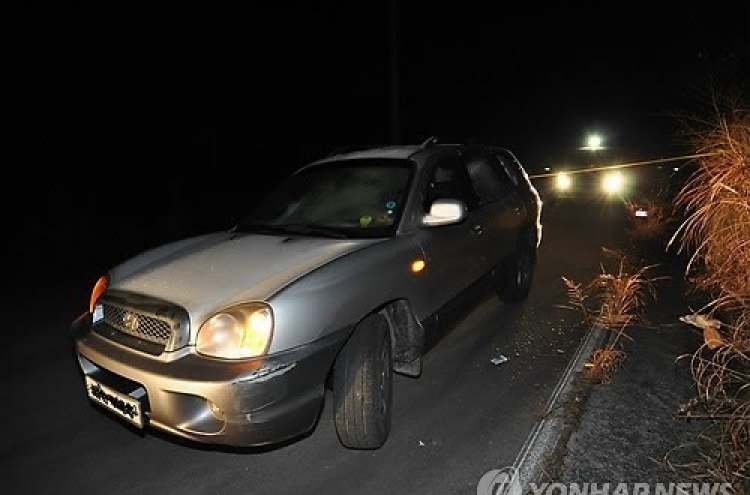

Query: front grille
left=102, top=304, right=173, bottom=345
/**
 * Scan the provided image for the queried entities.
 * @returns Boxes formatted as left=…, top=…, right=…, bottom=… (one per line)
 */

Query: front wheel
left=332, top=313, right=393, bottom=449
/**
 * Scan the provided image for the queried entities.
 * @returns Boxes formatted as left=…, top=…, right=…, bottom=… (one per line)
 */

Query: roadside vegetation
left=562, top=91, right=748, bottom=490
left=561, top=247, right=660, bottom=384
left=667, top=95, right=749, bottom=492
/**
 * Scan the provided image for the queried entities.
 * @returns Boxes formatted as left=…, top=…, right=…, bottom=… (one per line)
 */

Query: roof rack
left=420, top=136, right=439, bottom=148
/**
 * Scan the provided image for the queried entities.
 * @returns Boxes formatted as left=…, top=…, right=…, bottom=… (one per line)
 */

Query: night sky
left=17, top=3, right=749, bottom=277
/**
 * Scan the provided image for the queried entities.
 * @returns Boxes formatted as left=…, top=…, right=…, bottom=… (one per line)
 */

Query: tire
left=500, top=244, right=536, bottom=303
left=332, top=313, right=393, bottom=449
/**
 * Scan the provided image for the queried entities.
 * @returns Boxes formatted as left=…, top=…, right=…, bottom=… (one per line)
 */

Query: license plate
left=85, top=376, right=144, bottom=429
left=635, top=209, right=648, bottom=217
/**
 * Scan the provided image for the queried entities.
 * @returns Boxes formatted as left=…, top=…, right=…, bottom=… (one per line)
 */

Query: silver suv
left=71, top=137, right=543, bottom=450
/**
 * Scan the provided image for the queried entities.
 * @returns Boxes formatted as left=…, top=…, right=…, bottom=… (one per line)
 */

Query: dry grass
left=583, top=347, right=627, bottom=384
left=668, top=94, right=749, bottom=491
left=562, top=247, right=661, bottom=383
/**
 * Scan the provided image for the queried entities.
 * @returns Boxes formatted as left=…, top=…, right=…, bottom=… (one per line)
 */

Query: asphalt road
left=4, top=197, right=631, bottom=495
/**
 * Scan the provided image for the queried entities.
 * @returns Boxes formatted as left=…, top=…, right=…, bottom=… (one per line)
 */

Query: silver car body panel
left=75, top=315, right=344, bottom=447
left=265, top=234, right=427, bottom=351
left=108, top=231, right=385, bottom=346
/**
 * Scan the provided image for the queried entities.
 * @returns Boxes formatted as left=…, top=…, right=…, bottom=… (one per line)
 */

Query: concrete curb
left=510, top=322, right=609, bottom=489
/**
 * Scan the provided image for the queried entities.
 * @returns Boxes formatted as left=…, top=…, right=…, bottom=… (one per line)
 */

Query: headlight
left=555, top=172, right=572, bottom=191
left=196, top=303, right=274, bottom=359
left=601, top=171, right=625, bottom=194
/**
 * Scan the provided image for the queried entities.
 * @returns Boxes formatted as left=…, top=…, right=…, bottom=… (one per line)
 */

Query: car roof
left=303, top=138, right=520, bottom=173
left=310, top=137, right=473, bottom=165
left=321, top=144, right=426, bottom=162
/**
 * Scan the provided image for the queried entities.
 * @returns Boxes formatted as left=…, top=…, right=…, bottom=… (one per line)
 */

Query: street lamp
left=580, top=133, right=606, bottom=151
left=579, top=132, right=607, bottom=169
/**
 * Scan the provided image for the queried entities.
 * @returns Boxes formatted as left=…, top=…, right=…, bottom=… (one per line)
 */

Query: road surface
left=5, top=198, right=631, bottom=495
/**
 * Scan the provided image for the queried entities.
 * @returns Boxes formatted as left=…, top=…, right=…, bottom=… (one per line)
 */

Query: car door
left=415, top=149, right=488, bottom=312
left=463, top=147, right=527, bottom=271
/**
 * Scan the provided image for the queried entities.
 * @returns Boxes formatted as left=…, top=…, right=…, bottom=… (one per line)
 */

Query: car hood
left=109, top=231, right=383, bottom=311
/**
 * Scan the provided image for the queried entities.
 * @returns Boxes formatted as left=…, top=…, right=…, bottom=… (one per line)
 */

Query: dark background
left=16, top=2, right=749, bottom=284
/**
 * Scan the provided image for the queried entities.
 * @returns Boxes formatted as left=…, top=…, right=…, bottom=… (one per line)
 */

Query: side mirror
left=422, top=199, right=467, bottom=227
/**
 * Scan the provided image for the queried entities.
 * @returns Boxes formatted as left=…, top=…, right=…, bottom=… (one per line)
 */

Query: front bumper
left=72, top=312, right=346, bottom=448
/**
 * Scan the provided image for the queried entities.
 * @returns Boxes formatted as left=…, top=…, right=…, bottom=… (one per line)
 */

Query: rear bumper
left=72, top=312, right=346, bottom=448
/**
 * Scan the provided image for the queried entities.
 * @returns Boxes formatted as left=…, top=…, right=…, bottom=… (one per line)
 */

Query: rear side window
left=464, top=153, right=512, bottom=205
left=492, top=149, right=526, bottom=187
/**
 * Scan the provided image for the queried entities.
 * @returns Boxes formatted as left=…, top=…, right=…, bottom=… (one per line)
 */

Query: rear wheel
left=332, top=313, right=393, bottom=449
left=500, top=244, right=536, bottom=303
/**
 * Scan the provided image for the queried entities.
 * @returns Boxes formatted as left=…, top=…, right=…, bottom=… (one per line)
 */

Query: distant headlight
left=601, top=171, right=625, bottom=194
left=197, top=303, right=274, bottom=359
left=555, top=172, right=572, bottom=191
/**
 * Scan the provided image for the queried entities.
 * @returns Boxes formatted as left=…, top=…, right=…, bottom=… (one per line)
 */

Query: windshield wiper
left=234, top=223, right=289, bottom=236
left=235, top=222, right=349, bottom=239
left=277, top=223, right=350, bottom=239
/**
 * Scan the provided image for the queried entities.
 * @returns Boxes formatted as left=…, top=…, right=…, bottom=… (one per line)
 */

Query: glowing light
left=580, top=133, right=606, bottom=151
left=242, top=309, right=273, bottom=355
left=555, top=172, right=572, bottom=191
left=411, top=259, right=426, bottom=273
left=602, top=171, right=624, bottom=194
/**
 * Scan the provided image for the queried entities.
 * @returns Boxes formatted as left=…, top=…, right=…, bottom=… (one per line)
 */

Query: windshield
left=237, top=158, right=414, bottom=238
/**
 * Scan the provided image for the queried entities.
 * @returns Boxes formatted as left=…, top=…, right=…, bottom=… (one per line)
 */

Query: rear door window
left=464, top=150, right=514, bottom=205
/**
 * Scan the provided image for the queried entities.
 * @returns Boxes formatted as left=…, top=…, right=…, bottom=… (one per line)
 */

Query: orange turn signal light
left=90, top=275, right=108, bottom=313
left=410, top=259, right=426, bottom=273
